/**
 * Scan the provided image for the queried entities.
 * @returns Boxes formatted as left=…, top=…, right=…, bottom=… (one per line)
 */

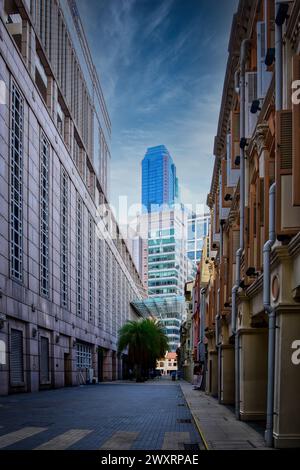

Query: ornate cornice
left=270, top=245, right=291, bottom=269
left=245, top=274, right=263, bottom=299
left=254, top=123, right=270, bottom=155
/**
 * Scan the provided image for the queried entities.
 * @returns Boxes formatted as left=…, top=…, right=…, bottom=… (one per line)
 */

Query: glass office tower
left=187, top=213, right=210, bottom=264
left=142, top=146, right=179, bottom=213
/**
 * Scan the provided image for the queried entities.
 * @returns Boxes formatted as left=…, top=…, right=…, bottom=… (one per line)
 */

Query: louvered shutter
left=276, top=110, right=300, bottom=234
left=292, top=55, right=300, bottom=206
left=40, top=336, right=50, bottom=383
left=10, top=329, right=24, bottom=384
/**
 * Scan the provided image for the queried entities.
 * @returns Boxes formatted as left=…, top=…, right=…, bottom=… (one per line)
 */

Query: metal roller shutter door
left=10, top=329, right=24, bottom=384
left=40, top=336, right=50, bottom=383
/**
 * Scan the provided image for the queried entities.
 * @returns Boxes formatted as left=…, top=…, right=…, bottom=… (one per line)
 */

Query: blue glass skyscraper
left=142, top=145, right=179, bottom=213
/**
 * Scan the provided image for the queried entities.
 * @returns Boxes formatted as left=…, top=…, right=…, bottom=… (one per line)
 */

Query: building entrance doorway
left=98, top=348, right=103, bottom=382
left=64, top=353, right=72, bottom=386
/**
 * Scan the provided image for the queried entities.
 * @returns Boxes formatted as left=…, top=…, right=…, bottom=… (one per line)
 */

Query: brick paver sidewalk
left=180, top=382, right=272, bottom=450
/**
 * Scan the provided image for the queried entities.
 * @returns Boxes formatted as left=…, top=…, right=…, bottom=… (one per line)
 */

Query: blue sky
left=77, top=0, right=238, bottom=210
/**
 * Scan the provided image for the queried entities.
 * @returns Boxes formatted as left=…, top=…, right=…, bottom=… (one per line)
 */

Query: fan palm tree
left=118, top=318, right=169, bottom=382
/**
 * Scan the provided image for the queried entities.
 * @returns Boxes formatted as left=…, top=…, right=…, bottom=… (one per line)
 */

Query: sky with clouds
left=77, top=0, right=239, bottom=212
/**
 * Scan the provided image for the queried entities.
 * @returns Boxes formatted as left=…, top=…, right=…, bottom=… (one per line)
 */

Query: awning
left=131, top=296, right=185, bottom=320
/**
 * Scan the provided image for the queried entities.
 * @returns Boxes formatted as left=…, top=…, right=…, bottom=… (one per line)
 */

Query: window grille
left=10, top=82, right=24, bottom=282
left=60, top=167, right=68, bottom=307
left=76, top=194, right=83, bottom=317
left=88, top=214, right=94, bottom=323
left=40, top=132, right=50, bottom=297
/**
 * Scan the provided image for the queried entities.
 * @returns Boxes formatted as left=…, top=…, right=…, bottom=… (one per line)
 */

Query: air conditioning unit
left=6, top=20, right=22, bottom=36
left=226, top=134, right=239, bottom=187
left=257, top=21, right=272, bottom=99
left=276, top=110, right=300, bottom=235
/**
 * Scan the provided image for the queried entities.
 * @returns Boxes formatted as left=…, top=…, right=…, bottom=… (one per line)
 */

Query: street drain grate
left=177, top=404, right=186, bottom=407
left=183, top=443, right=200, bottom=451
left=177, top=419, right=192, bottom=424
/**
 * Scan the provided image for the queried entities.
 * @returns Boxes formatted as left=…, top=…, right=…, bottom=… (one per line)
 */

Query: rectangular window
left=98, top=239, right=104, bottom=329
left=10, top=82, right=24, bottom=282
left=60, top=167, right=68, bottom=307
left=40, top=132, right=50, bottom=297
left=76, top=194, right=83, bottom=317
left=88, top=214, right=94, bottom=323
left=76, top=343, right=92, bottom=369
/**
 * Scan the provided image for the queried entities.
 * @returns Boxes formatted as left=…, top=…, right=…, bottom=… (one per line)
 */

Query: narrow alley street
left=0, top=377, right=266, bottom=451
left=0, top=378, right=200, bottom=451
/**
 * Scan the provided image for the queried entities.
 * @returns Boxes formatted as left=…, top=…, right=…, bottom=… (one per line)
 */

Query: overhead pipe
left=231, top=37, right=251, bottom=419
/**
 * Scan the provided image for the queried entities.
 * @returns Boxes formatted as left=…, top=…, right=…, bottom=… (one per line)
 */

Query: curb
left=180, top=385, right=210, bottom=451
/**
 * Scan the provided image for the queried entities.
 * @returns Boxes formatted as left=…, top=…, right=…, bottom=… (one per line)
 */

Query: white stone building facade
left=0, top=0, right=143, bottom=395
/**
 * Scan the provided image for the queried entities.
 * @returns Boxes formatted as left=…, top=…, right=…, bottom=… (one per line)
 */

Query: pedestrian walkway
left=180, top=382, right=270, bottom=450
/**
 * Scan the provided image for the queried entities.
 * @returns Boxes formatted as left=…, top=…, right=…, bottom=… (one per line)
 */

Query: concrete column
left=53, top=333, right=67, bottom=389
left=26, top=323, right=39, bottom=393
left=70, top=337, right=78, bottom=386
left=21, top=20, right=30, bottom=67
left=0, top=322, right=9, bottom=396
left=103, top=349, right=112, bottom=381
left=273, top=306, right=300, bottom=448
left=220, top=345, right=235, bottom=405
left=239, top=328, right=268, bottom=421
left=79, top=148, right=86, bottom=181
left=64, top=117, right=74, bottom=157
left=117, top=354, right=123, bottom=380
left=46, top=77, right=57, bottom=120
left=207, top=350, right=218, bottom=397
left=112, top=351, right=117, bottom=381
left=28, top=25, right=36, bottom=78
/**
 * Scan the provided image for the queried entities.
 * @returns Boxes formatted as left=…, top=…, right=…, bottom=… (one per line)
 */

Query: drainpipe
left=199, top=288, right=207, bottom=390
left=200, top=288, right=206, bottom=344
left=264, top=0, right=283, bottom=447
left=216, top=288, right=221, bottom=402
left=231, top=38, right=251, bottom=419
left=220, top=221, right=224, bottom=259
left=234, top=70, right=240, bottom=95
left=264, top=183, right=276, bottom=448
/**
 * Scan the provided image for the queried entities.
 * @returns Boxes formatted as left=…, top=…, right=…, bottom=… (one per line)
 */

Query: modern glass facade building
left=187, top=213, right=210, bottom=265
left=146, top=210, right=187, bottom=298
left=0, top=0, right=144, bottom=395
left=136, top=210, right=188, bottom=352
left=132, top=297, right=185, bottom=353
left=142, top=146, right=179, bottom=213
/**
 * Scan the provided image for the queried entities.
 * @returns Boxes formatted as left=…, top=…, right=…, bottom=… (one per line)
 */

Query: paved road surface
left=0, top=379, right=201, bottom=450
